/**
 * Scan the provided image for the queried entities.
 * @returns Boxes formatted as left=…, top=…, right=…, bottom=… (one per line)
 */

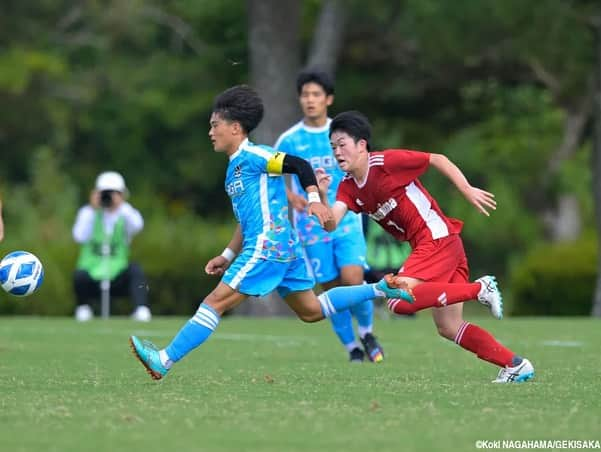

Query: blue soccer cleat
left=376, top=274, right=415, bottom=303
left=129, top=336, right=168, bottom=380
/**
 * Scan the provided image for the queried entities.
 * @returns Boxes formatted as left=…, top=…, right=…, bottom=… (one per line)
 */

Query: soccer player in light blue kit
left=128, top=85, right=412, bottom=380
left=275, top=70, right=384, bottom=363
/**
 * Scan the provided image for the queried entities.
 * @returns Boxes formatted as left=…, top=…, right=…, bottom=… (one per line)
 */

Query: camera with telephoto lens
left=100, top=190, right=115, bottom=208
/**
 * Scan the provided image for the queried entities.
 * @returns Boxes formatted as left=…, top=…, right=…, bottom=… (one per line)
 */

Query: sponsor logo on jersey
left=226, top=180, right=245, bottom=197
left=369, top=198, right=397, bottom=221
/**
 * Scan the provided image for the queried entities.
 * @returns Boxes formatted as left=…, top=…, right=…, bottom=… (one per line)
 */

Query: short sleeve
left=274, top=134, right=293, bottom=155
left=336, top=180, right=361, bottom=213
left=383, top=149, right=430, bottom=185
left=246, top=146, right=285, bottom=175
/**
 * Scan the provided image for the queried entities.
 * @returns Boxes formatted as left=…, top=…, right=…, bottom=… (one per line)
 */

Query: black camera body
left=100, top=190, right=115, bottom=208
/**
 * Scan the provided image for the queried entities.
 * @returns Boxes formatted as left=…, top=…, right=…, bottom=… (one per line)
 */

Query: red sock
left=455, top=322, right=515, bottom=367
left=387, top=281, right=481, bottom=314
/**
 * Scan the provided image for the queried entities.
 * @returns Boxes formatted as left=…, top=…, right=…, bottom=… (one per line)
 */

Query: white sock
left=358, top=326, right=373, bottom=339
left=159, top=349, right=174, bottom=369
left=372, top=284, right=385, bottom=297
left=345, top=341, right=360, bottom=352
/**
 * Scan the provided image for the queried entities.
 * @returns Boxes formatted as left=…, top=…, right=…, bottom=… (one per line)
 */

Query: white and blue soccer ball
left=0, top=251, right=44, bottom=297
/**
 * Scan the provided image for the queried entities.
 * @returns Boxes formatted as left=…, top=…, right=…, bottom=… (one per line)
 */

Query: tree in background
left=2, top=1, right=601, bottom=315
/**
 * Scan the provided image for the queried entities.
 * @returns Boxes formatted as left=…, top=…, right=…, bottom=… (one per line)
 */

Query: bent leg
left=388, top=278, right=481, bottom=314
left=431, top=303, right=465, bottom=340
left=285, top=281, right=379, bottom=323
left=433, top=274, right=516, bottom=368
left=284, top=289, right=325, bottom=322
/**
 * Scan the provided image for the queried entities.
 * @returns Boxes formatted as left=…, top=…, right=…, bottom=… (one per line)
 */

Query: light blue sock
left=329, top=310, right=357, bottom=347
left=318, top=283, right=376, bottom=318
left=350, top=299, right=374, bottom=335
left=165, top=304, right=220, bottom=362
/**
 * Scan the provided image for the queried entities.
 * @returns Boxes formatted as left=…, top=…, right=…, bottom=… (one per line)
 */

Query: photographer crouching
left=72, top=171, right=151, bottom=322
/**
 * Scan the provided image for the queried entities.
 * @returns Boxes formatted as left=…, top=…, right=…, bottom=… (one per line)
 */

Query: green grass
left=1, top=315, right=600, bottom=452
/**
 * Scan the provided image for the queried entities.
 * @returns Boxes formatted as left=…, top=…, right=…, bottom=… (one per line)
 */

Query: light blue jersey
left=274, top=118, right=375, bottom=356
left=275, top=119, right=363, bottom=246
left=225, top=138, right=300, bottom=262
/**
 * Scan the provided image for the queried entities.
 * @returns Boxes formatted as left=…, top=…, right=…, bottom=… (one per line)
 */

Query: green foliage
left=0, top=147, right=236, bottom=315
left=130, top=214, right=234, bottom=315
left=0, top=147, right=78, bottom=315
left=0, top=0, right=246, bottom=214
left=508, top=235, right=597, bottom=316
left=1, top=1, right=599, bottom=315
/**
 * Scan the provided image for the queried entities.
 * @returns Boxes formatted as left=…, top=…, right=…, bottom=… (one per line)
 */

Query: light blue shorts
left=304, top=230, right=368, bottom=284
left=222, top=252, right=314, bottom=298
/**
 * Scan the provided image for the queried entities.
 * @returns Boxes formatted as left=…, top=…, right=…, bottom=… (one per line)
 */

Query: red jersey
left=336, top=150, right=463, bottom=249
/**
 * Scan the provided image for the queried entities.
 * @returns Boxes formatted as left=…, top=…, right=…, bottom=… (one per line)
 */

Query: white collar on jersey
left=229, top=138, right=250, bottom=161
left=301, top=117, right=331, bottom=133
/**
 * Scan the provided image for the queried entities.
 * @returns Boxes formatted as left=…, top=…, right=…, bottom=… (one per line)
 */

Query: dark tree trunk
left=306, top=0, right=348, bottom=76
left=239, top=1, right=347, bottom=317
left=248, top=0, right=301, bottom=146
left=242, top=0, right=302, bottom=316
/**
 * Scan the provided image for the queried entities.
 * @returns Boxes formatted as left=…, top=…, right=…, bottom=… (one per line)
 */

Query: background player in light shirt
left=275, top=70, right=383, bottom=363
left=319, top=110, right=534, bottom=383
left=127, top=87, right=414, bottom=380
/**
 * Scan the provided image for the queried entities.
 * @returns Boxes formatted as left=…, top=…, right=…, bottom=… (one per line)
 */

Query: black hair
left=212, top=85, right=264, bottom=134
left=329, top=110, right=372, bottom=151
left=296, top=69, right=335, bottom=96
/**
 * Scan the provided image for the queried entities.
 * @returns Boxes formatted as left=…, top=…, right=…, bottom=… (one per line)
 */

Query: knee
left=436, top=323, right=458, bottom=341
left=297, top=311, right=323, bottom=323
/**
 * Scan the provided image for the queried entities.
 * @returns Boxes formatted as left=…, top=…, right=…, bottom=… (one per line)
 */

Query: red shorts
left=397, top=234, right=469, bottom=283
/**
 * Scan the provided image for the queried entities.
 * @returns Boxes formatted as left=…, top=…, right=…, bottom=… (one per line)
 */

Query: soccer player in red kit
left=319, top=110, right=534, bottom=383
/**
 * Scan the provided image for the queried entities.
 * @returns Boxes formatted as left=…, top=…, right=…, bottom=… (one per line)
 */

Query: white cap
left=95, top=171, right=127, bottom=193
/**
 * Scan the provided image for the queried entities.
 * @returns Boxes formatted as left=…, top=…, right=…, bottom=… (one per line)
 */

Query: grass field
left=1, top=315, right=600, bottom=452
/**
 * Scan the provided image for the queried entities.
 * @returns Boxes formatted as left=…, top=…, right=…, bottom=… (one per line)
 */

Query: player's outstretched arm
left=429, top=153, right=497, bottom=216
left=315, top=168, right=347, bottom=232
left=205, top=224, right=242, bottom=276
left=322, top=202, right=348, bottom=232
left=285, top=186, right=308, bottom=212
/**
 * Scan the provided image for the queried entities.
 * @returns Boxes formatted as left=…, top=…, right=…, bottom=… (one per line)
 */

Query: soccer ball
left=0, top=251, right=44, bottom=297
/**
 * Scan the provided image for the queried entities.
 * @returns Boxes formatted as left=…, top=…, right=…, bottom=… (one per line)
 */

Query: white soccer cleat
left=492, top=358, right=534, bottom=383
left=132, top=305, right=152, bottom=322
left=75, top=304, right=93, bottom=322
left=476, top=276, right=503, bottom=319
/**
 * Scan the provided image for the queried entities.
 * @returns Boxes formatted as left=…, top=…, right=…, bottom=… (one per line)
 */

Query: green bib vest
left=76, top=211, right=129, bottom=281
